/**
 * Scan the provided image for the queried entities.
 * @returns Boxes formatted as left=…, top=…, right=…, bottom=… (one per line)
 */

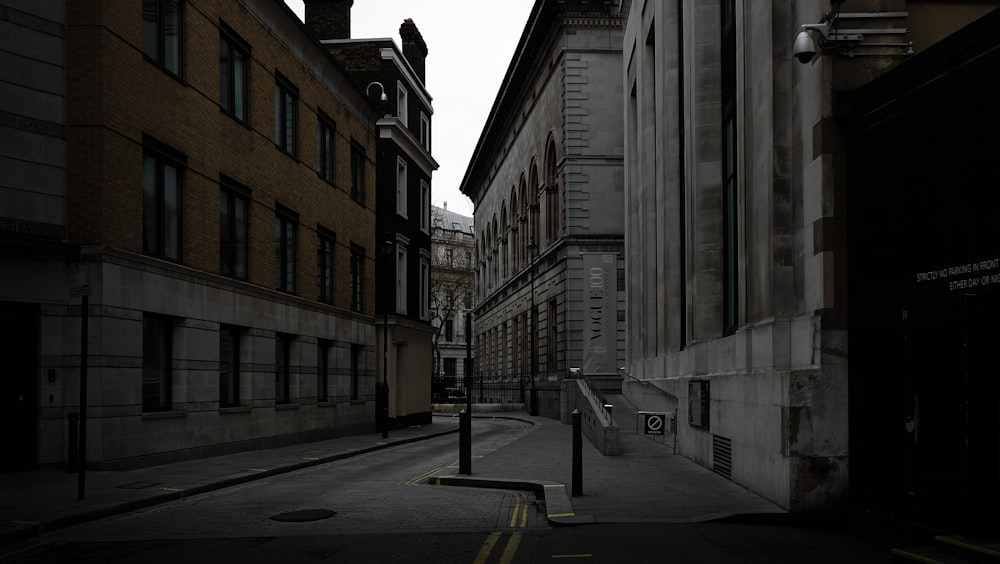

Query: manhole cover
left=269, top=509, right=337, bottom=522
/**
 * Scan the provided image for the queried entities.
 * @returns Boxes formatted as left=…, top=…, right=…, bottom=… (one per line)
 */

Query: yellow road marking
left=473, top=532, right=503, bottom=564
left=405, top=461, right=454, bottom=486
left=499, top=532, right=522, bottom=564
left=303, top=457, right=319, bottom=461
left=520, top=503, right=529, bottom=528
left=548, top=512, right=575, bottom=518
left=160, top=487, right=183, bottom=492
left=509, top=494, right=522, bottom=528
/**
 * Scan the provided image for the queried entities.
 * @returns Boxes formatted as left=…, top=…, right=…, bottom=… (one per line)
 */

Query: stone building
left=2, top=0, right=383, bottom=470
left=311, top=1, right=438, bottom=428
left=461, top=0, right=626, bottom=417
left=0, top=0, right=70, bottom=471
left=622, top=0, right=1000, bottom=531
left=429, top=205, right=474, bottom=402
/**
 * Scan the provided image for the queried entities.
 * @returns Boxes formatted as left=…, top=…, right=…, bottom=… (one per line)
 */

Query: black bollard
left=459, top=409, right=472, bottom=475
left=571, top=408, right=582, bottom=496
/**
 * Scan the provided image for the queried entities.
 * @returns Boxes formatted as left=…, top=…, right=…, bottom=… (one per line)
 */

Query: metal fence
left=432, top=375, right=529, bottom=404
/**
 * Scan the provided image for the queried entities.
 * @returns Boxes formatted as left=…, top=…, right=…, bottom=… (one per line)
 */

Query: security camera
left=793, top=30, right=816, bottom=63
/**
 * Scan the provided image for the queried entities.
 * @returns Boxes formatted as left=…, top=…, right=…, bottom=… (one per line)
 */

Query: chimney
left=399, top=18, right=427, bottom=84
left=304, top=0, right=353, bottom=41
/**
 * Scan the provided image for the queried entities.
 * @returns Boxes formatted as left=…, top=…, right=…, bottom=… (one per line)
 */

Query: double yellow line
left=472, top=490, right=528, bottom=564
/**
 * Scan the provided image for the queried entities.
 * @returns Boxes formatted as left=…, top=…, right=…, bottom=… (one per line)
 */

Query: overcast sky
left=285, top=0, right=537, bottom=218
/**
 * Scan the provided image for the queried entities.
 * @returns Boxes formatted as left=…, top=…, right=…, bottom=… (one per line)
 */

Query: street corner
left=426, top=475, right=594, bottom=526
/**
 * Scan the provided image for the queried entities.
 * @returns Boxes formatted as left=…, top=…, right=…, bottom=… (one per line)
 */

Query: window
left=275, top=206, right=298, bottom=293
left=274, top=73, right=298, bottom=156
left=396, top=81, right=408, bottom=126
left=317, top=227, right=335, bottom=304
left=350, top=343, right=361, bottom=400
left=420, top=255, right=430, bottom=321
left=275, top=333, right=291, bottom=404
left=420, top=112, right=430, bottom=151
left=546, top=300, right=558, bottom=372
left=350, top=244, right=364, bottom=312
left=350, top=141, right=365, bottom=204
left=219, top=325, right=240, bottom=408
left=142, top=314, right=173, bottom=412
left=445, top=248, right=454, bottom=265
left=219, top=24, right=249, bottom=122
left=396, top=244, right=407, bottom=315
left=445, top=319, right=454, bottom=342
left=444, top=358, right=456, bottom=377
left=142, top=0, right=182, bottom=76
left=317, top=339, right=329, bottom=403
left=143, top=138, right=184, bottom=262
left=396, top=157, right=408, bottom=217
left=220, top=178, right=249, bottom=280
left=420, top=180, right=430, bottom=233
left=317, top=112, right=335, bottom=183
left=721, top=0, right=739, bottom=334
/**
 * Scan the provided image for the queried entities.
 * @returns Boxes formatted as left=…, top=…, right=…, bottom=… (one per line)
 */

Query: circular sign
left=644, top=413, right=665, bottom=435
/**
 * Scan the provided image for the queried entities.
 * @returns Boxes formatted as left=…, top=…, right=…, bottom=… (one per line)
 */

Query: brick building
left=309, top=0, right=438, bottom=429
left=2, top=0, right=383, bottom=470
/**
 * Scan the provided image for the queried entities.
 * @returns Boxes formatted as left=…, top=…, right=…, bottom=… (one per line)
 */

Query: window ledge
left=317, top=401, right=336, bottom=408
left=220, top=406, right=252, bottom=414
left=275, top=403, right=300, bottom=411
left=349, top=399, right=367, bottom=406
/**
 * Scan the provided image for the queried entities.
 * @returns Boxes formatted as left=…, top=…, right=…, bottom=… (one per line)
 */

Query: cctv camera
left=793, top=30, right=816, bottom=63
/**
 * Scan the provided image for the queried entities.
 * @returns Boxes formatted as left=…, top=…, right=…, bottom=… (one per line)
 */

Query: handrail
left=617, top=367, right=679, bottom=401
left=569, top=368, right=614, bottom=424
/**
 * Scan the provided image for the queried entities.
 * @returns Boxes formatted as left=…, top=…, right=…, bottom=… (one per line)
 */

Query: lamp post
left=380, top=238, right=395, bottom=439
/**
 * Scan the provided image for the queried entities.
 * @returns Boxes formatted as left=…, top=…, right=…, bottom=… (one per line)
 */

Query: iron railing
left=432, top=375, right=528, bottom=404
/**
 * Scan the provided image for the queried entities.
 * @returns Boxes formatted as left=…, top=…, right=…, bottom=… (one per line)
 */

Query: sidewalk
left=0, top=412, right=784, bottom=547
left=434, top=413, right=785, bottom=525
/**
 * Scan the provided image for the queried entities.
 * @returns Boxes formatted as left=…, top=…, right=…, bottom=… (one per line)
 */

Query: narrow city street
left=2, top=418, right=546, bottom=562
left=0, top=415, right=894, bottom=564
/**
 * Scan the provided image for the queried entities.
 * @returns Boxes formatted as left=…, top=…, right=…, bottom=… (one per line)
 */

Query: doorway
left=0, top=302, right=38, bottom=471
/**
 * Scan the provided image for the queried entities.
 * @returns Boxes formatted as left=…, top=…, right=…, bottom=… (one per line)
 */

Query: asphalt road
left=0, top=417, right=892, bottom=563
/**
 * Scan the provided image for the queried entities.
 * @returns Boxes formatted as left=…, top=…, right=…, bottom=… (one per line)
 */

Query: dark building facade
left=843, top=7, right=1000, bottom=534
left=308, top=1, right=438, bottom=428
left=2, top=0, right=382, bottom=470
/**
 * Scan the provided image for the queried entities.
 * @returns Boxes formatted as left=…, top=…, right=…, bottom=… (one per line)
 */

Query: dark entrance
left=843, top=8, right=1000, bottom=535
left=0, top=301, right=39, bottom=471
left=901, top=294, right=999, bottom=533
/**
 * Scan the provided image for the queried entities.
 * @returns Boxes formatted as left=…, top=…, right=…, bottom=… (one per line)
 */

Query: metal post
left=78, top=293, right=88, bottom=500
left=465, top=312, right=472, bottom=416
left=571, top=408, right=582, bottom=497
left=459, top=409, right=471, bottom=474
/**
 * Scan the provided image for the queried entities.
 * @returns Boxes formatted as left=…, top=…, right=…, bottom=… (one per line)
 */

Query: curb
left=428, top=475, right=594, bottom=526
left=0, top=428, right=460, bottom=548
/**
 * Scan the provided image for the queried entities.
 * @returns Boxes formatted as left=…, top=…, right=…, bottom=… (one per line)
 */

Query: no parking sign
left=642, top=412, right=666, bottom=436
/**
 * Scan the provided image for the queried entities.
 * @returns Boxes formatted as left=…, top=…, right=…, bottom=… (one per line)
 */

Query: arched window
left=500, top=203, right=508, bottom=280
left=528, top=161, right=540, bottom=257
left=518, top=174, right=529, bottom=266
left=509, top=186, right=519, bottom=270
left=544, top=139, right=562, bottom=245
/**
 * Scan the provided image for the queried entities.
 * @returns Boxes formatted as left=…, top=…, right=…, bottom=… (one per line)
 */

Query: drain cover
left=269, top=509, right=337, bottom=522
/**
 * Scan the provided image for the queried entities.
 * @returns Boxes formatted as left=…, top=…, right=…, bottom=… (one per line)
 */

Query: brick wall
left=65, top=0, right=378, bottom=315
